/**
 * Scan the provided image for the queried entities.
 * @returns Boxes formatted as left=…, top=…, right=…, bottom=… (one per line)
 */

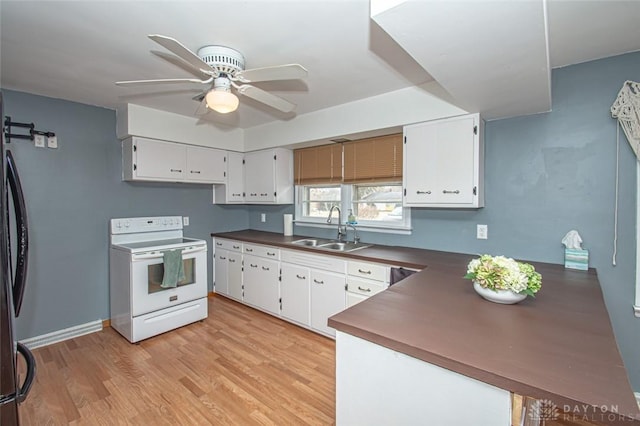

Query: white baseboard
left=19, top=319, right=103, bottom=349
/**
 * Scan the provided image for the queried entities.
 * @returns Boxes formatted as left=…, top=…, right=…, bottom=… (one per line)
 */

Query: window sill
left=294, top=220, right=412, bottom=236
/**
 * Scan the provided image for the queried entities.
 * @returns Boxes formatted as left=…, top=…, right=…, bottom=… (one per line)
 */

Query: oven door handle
left=132, top=246, right=206, bottom=261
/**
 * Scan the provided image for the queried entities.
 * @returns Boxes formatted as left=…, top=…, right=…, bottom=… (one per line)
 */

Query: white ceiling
left=1, top=0, right=639, bottom=129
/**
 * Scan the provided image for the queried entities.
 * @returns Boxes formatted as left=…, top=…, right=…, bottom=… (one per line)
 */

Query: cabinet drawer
left=346, top=278, right=386, bottom=297
left=214, top=238, right=243, bottom=252
left=347, top=261, right=389, bottom=282
left=243, top=243, right=280, bottom=260
left=281, top=249, right=346, bottom=273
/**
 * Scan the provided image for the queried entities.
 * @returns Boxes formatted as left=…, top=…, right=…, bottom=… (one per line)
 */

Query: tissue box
left=565, top=248, right=589, bottom=270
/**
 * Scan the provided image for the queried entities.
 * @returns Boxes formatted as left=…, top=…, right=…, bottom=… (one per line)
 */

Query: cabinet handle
left=250, top=193, right=257, bottom=196
left=250, top=264, right=258, bottom=268
left=232, top=193, right=242, bottom=196
left=260, top=193, right=268, bottom=196
left=190, top=170, right=201, bottom=174
left=442, top=190, right=460, bottom=194
left=357, top=286, right=372, bottom=292
left=313, top=279, right=324, bottom=284
left=296, top=274, right=306, bottom=280
left=358, top=269, right=372, bottom=275
left=219, top=256, right=226, bottom=260
left=233, top=245, right=240, bottom=249
left=416, top=190, right=431, bottom=194
left=228, top=259, right=235, bottom=263
left=170, top=168, right=182, bottom=173
left=246, top=248, right=253, bottom=252
left=262, top=266, right=270, bottom=271
left=267, top=252, right=276, bottom=256
left=216, top=242, right=222, bottom=246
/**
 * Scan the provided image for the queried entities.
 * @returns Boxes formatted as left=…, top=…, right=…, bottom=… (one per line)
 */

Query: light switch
left=477, top=224, right=488, bottom=239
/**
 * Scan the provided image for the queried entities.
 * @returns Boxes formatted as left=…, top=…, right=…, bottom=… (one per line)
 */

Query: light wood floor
left=18, top=296, right=336, bottom=425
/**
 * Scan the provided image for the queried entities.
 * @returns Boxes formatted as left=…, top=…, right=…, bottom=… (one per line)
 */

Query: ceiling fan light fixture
left=206, top=77, right=238, bottom=113
left=206, top=89, right=239, bottom=113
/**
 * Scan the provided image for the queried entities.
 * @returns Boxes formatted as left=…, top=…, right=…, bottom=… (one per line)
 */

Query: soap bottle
left=347, top=209, right=356, bottom=224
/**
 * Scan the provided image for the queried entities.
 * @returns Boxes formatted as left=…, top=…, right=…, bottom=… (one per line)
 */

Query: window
left=293, top=134, right=411, bottom=233
left=300, top=185, right=342, bottom=219
left=296, top=183, right=410, bottom=231
left=351, top=184, right=404, bottom=223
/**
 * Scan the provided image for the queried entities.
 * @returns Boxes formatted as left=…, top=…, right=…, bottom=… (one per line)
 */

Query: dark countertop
left=212, top=230, right=640, bottom=423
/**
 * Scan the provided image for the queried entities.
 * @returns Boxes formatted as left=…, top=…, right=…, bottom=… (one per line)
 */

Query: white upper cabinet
left=244, top=148, right=294, bottom=204
left=403, top=113, right=484, bottom=208
left=125, top=137, right=186, bottom=182
left=123, top=136, right=226, bottom=184
left=213, top=150, right=245, bottom=204
left=186, top=145, right=226, bottom=183
left=226, top=151, right=245, bottom=203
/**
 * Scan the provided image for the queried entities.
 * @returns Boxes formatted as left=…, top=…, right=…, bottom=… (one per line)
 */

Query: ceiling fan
left=116, top=34, right=308, bottom=114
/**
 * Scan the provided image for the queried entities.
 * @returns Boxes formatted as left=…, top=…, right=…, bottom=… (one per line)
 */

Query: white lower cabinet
left=214, top=248, right=230, bottom=296
left=215, top=240, right=352, bottom=339
left=310, top=269, right=346, bottom=337
left=227, top=252, right=243, bottom=301
left=280, top=263, right=311, bottom=327
left=213, top=238, right=243, bottom=301
left=345, top=260, right=390, bottom=308
left=242, top=244, right=280, bottom=315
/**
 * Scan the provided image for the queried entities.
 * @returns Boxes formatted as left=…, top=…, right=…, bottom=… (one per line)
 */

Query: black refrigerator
left=0, top=92, right=36, bottom=424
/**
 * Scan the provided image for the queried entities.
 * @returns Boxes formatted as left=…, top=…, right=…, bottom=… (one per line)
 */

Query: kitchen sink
left=316, top=241, right=372, bottom=252
left=290, top=238, right=372, bottom=252
left=291, top=238, right=329, bottom=247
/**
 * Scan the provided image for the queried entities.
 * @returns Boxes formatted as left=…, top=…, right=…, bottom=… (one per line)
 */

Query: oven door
left=130, top=245, right=207, bottom=317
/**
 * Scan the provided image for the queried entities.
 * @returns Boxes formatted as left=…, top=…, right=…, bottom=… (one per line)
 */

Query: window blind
left=343, top=134, right=403, bottom=183
left=294, top=144, right=343, bottom=185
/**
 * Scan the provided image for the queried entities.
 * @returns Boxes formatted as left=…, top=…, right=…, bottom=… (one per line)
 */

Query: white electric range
left=109, top=216, right=208, bottom=343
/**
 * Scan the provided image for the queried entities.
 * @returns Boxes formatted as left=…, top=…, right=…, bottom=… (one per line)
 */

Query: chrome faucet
left=346, top=223, right=360, bottom=244
left=326, top=205, right=346, bottom=241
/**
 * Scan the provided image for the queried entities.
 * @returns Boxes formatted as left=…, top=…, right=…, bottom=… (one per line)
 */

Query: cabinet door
left=310, top=269, right=346, bottom=337
left=135, top=138, right=186, bottom=181
left=226, top=151, right=245, bottom=202
left=243, top=255, right=280, bottom=314
left=214, top=248, right=229, bottom=296
left=280, top=263, right=311, bottom=326
left=346, top=291, right=368, bottom=308
left=244, top=150, right=275, bottom=203
left=186, top=146, right=226, bottom=183
left=227, top=251, right=243, bottom=301
left=404, top=114, right=480, bottom=207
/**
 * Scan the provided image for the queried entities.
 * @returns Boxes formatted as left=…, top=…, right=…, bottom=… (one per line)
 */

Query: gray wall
left=258, top=52, right=640, bottom=390
left=2, top=90, right=249, bottom=340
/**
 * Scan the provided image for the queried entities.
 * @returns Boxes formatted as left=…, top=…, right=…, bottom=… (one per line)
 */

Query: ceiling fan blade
left=116, top=77, right=212, bottom=86
left=236, top=84, right=296, bottom=113
left=152, top=51, right=210, bottom=79
left=195, top=97, right=208, bottom=116
left=234, top=64, right=308, bottom=83
left=148, top=34, right=213, bottom=74
left=192, top=90, right=207, bottom=102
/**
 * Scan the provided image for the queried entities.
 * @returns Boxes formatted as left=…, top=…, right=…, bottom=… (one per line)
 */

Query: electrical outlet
left=183, top=216, right=189, bottom=226
left=261, top=213, right=266, bottom=223
left=34, top=134, right=45, bottom=148
left=47, top=135, right=58, bottom=149
left=477, top=224, right=488, bottom=240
